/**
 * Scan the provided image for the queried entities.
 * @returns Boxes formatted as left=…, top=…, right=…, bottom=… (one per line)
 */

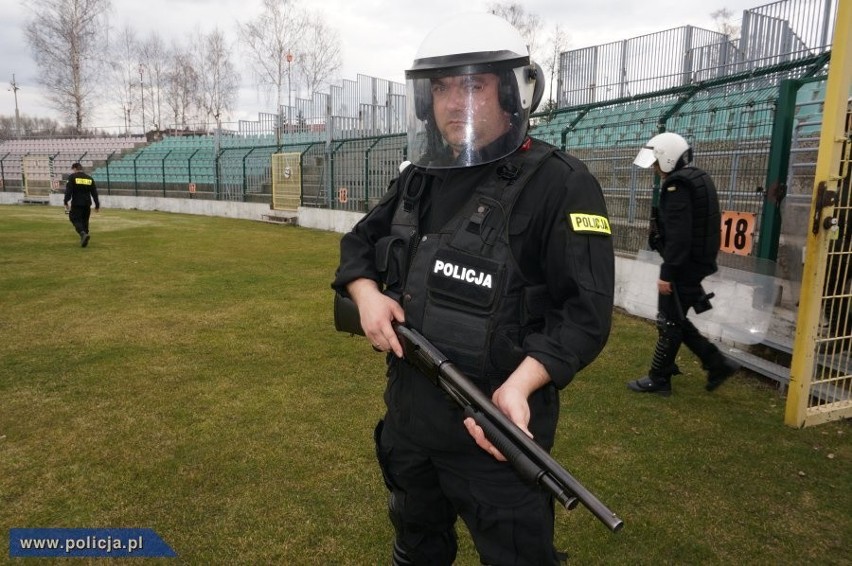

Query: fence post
left=104, top=151, right=115, bottom=194
left=242, top=147, right=258, bottom=201
left=162, top=150, right=171, bottom=197
left=364, top=137, right=383, bottom=212
left=0, top=152, right=9, bottom=192
left=188, top=148, right=200, bottom=190
left=756, top=79, right=800, bottom=261
left=132, top=150, right=143, bottom=197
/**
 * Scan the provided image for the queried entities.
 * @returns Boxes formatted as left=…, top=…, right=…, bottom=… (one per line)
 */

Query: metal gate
left=786, top=0, right=852, bottom=427
left=271, top=153, right=302, bottom=211
left=22, top=155, right=55, bottom=200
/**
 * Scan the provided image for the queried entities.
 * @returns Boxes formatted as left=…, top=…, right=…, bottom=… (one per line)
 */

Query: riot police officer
left=332, top=13, right=614, bottom=565
left=627, top=132, right=740, bottom=396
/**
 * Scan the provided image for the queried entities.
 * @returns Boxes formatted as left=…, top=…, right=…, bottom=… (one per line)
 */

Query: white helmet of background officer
left=633, top=132, right=693, bottom=174
left=405, top=13, right=544, bottom=168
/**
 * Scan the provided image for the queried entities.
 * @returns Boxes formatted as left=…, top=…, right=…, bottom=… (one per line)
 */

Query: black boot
left=628, top=364, right=679, bottom=396
left=706, top=356, right=740, bottom=391
left=627, top=375, right=672, bottom=396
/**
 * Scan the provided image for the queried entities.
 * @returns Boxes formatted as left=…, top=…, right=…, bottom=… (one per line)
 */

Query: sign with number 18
left=720, top=211, right=756, bottom=256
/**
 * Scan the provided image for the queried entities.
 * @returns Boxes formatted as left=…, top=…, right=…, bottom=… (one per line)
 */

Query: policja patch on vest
left=568, top=213, right=612, bottom=235
left=427, top=249, right=501, bottom=309
left=74, top=178, right=93, bottom=185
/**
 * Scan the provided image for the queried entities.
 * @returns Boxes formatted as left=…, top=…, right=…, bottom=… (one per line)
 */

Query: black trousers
left=650, top=281, right=723, bottom=378
left=68, top=206, right=92, bottom=235
left=375, top=364, right=559, bottom=566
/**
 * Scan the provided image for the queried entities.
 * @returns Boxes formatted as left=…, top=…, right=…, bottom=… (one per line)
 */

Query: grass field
left=1, top=204, right=849, bottom=565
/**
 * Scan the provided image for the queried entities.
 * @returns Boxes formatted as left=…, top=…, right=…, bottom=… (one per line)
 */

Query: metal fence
left=235, top=74, right=407, bottom=141
left=1, top=66, right=827, bottom=268
left=0, top=0, right=834, bottom=265
left=297, top=134, right=407, bottom=212
left=557, top=0, right=836, bottom=107
left=534, top=56, right=828, bottom=265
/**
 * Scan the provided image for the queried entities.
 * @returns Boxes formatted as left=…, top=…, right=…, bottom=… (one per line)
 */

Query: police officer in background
left=627, top=132, right=740, bottom=396
left=63, top=162, right=100, bottom=247
left=332, top=13, right=614, bottom=565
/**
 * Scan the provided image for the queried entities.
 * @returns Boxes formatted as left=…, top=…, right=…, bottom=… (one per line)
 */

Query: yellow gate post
left=786, top=0, right=852, bottom=427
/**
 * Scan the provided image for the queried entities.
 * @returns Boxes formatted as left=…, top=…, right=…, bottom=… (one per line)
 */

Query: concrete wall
left=615, top=252, right=782, bottom=346
left=0, top=191, right=366, bottom=232
left=297, top=207, right=365, bottom=233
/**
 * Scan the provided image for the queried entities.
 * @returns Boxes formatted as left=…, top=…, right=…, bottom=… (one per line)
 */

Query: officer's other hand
left=347, top=278, right=405, bottom=358
left=464, top=417, right=508, bottom=461
left=464, top=383, right=532, bottom=462
left=465, top=357, right=549, bottom=461
left=658, top=279, right=673, bottom=295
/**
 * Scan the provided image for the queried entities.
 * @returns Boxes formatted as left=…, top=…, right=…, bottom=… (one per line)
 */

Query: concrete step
left=20, top=197, right=50, bottom=205
left=723, top=345, right=790, bottom=388
left=261, top=212, right=297, bottom=224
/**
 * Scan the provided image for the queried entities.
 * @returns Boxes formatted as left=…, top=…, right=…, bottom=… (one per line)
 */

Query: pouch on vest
left=420, top=248, right=504, bottom=376
left=375, top=235, right=407, bottom=290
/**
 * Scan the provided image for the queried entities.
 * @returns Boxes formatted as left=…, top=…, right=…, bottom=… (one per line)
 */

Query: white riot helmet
left=633, top=132, right=693, bottom=173
left=405, top=13, right=544, bottom=168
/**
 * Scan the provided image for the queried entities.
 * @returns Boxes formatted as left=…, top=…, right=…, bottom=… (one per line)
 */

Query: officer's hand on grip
left=346, top=278, right=405, bottom=358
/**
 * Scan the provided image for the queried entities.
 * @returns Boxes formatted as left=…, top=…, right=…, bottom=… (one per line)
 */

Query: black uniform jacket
left=64, top=172, right=100, bottom=209
left=333, top=140, right=614, bottom=389
left=656, top=167, right=719, bottom=284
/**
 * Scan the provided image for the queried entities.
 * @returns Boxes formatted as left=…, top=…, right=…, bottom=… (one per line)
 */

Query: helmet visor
left=405, top=70, right=529, bottom=168
left=633, top=147, right=657, bottom=169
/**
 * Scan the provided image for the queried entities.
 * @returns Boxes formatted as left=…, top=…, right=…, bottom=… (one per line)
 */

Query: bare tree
left=195, top=28, right=240, bottom=129
left=140, top=33, right=169, bottom=131
left=487, top=2, right=542, bottom=61
left=164, top=41, right=201, bottom=130
left=237, top=0, right=305, bottom=119
left=23, top=0, right=111, bottom=132
left=108, top=25, right=140, bottom=134
left=542, top=24, right=569, bottom=110
left=711, top=8, right=741, bottom=40
left=0, top=114, right=67, bottom=138
left=296, top=11, right=342, bottom=97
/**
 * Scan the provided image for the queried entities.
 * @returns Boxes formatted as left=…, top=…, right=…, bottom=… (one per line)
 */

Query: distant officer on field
left=63, top=162, right=100, bottom=247
left=627, top=132, right=739, bottom=396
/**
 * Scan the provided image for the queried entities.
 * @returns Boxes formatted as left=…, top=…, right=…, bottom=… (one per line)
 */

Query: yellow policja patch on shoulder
left=569, top=213, right=611, bottom=235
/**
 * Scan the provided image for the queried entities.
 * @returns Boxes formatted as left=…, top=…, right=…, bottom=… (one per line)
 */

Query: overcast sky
left=1, top=0, right=761, bottom=129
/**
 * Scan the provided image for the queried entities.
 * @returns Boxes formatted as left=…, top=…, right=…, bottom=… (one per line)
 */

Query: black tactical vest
left=377, top=141, right=568, bottom=383
left=661, top=166, right=721, bottom=271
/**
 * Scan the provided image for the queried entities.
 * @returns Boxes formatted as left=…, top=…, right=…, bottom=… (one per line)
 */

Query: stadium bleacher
left=84, top=132, right=325, bottom=188
left=0, top=137, right=147, bottom=184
